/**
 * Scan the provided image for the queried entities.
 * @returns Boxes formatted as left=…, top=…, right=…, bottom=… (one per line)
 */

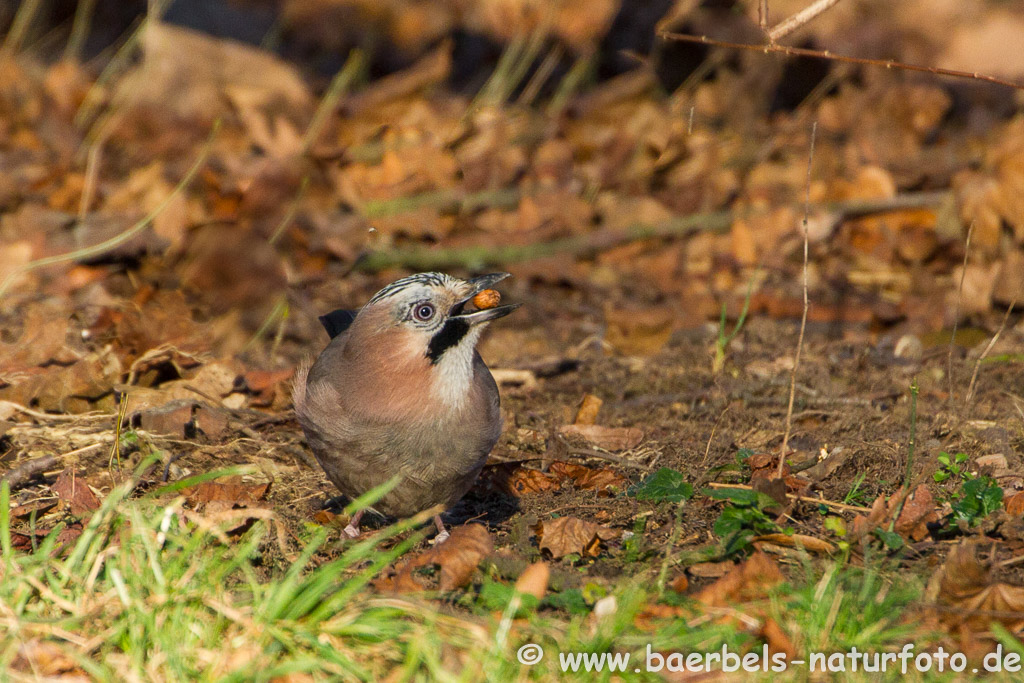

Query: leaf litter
left=2, top=1, right=1024, bottom=676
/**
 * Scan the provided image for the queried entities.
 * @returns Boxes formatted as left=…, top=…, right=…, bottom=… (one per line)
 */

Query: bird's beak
left=457, top=302, right=522, bottom=325
left=466, top=272, right=511, bottom=292
left=451, top=272, right=521, bottom=325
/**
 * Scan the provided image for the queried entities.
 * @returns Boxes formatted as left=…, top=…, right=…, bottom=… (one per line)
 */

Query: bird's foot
left=343, top=509, right=365, bottom=538
left=433, top=515, right=450, bottom=544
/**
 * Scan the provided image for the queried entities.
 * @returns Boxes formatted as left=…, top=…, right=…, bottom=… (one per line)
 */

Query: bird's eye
left=413, top=303, right=435, bottom=321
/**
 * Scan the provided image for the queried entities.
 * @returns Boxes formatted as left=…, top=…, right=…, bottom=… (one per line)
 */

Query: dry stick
left=777, top=121, right=817, bottom=479
left=704, top=482, right=871, bottom=513
left=947, top=222, right=974, bottom=405
left=700, top=403, right=733, bottom=467
left=659, top=32, right=1024, bottom=91
left=0, top=455, right=57, bottom=490
left=0, top=121, right=219, bottom=301
left=767, top=0, right=844, bottom=44
left=758, top=0, right=770, bottom=33
left=355, top=191, right=945, bottom=272
left=965, top=300, right=1018, bottom=407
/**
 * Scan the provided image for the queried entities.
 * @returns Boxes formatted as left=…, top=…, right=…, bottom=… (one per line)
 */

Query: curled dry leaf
left=1005, top=492, right=1024, bottom=516
left=376, top=524, right=493, bottom=593
left=669, top=574, right=689, bottom=593
left=51, top=468, right=101, bottom=516
left=514, top=561, right=550, bottom=601
left=508, top=468, right=561, bottom=496
left=752, top=533, right=836, bottom=555
left=851, top=484, right=938, bottom=542
left=547, top=461, right=627, bottom=495
left=558, top=424, right=643, bottom=451
left=573, top=393, right=603, bottom=425
left=535, top=516, right=618, bottom=559
left=694, top=552, right=784, bottom=607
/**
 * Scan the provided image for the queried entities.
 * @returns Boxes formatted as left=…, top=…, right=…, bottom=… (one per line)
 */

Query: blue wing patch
left=319, top=309, right=357, bottom=339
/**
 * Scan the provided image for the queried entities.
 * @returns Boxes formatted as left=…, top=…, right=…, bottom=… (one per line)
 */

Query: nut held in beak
left=472, top=289, right=501, bottom=310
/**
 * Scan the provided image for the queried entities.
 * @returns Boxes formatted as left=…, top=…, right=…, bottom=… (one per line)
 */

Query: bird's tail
left=291, top=356, right=313, bottom=413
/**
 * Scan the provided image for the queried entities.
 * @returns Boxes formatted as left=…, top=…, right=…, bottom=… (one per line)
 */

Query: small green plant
left=705, top=448, right=753, bottom=484
left=704, top=487, right=785, bottom=557
left=711, top=272, right=757, bottom=374
left=843, top=471, right=871, bottom=506
left=628, top=468, right=694, bottom=503
left=950, top=476, right=1003, bottom=527
left=933, top=451, right=969, bottom=483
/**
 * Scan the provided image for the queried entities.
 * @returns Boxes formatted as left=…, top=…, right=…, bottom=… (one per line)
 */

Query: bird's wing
left=319, top=309, right=357, bottom=339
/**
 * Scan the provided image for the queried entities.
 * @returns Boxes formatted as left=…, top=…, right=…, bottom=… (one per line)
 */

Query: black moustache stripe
left=426, top=318, right=469, bottom=364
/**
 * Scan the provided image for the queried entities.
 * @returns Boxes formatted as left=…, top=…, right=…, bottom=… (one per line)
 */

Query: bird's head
left=354, top=272, right=520, bottom=368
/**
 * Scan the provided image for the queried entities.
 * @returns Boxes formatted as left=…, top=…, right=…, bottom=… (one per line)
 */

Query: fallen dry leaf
left=508, top=467, right=560, bottom=496
left=1006, top=492, right=1024, bottom=516
left=558, top=424, right=643, bottom=451
left=932, top=542, right=1024, bottom=633
left=687, top=561, right=734, bottom=579
left=12, top=639, right=87, bottom=680
left=535, top=516, right=618, bottom=559
left=187, top=478, right=271, bottom=507
left=51, top=469, right=101, bottom=516
left=375, top=524, right=493, bottom=593
left=694, top=552, right=784, bottom=607
left=475, top=463, right=560, bottom=497
left=547, top=461, right=627, bottom=495
left=603, top=304, right=674, bottom=356
left=851, top=484, right=939, bottom=542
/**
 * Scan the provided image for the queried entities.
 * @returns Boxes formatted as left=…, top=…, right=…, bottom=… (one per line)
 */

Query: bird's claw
left=434, top=529, right=450, bottom=544
left=342, top=524, right=361, bottom=538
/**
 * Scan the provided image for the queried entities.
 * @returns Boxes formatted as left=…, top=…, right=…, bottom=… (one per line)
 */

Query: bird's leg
left=433, top=515, right=450, bottom=544
left=343, top=509, right=365, bottom=538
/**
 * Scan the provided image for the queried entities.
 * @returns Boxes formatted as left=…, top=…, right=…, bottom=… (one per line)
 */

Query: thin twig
left=758, top=0, right=770, bottom=34
left=701, top=404, right=732, bottom=467
left=902, top=381, right=919, bottom=497
left=301, top=50, right=364, bottom=154
left=78, top=119, right=115, bottom=220
left=268, top=175, right=310, bottom=245
left=767, top=0, right=843, bottom=44
left=0, top=121, right=220, bottom=300
left=705, top=482, right=871, bottom=513
left=659, top=32, right=1024, bottom=91
left=565, top=447, right=648, bottom=470
left=966, top=301, right=1018, bottom=407
left=0, top=401, right=111, bottom=422
left=947, top=222, right=974, bottom=405
left=778, top=121, right=817, bottom=478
